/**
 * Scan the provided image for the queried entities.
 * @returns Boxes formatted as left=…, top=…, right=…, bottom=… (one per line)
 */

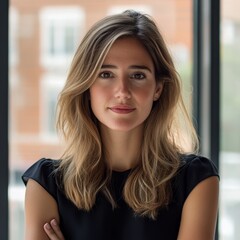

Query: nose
left=114, top=78, right=131, bottom=99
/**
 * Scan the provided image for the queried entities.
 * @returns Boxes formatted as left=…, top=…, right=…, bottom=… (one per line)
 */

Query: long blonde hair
left=56, top=10, right=198, bottom=219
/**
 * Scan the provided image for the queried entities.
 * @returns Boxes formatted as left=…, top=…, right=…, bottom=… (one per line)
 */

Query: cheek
left=135, top=85, right=155, bottom=103
left=89, top=85, right=109, bottom=114
left=90, top=81, right=114, bottom=101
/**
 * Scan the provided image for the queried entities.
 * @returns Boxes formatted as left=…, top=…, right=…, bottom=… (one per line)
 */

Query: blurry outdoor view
left=219, top=0, right=240, bottom=239
left=8, top=0, right=240, bottom=239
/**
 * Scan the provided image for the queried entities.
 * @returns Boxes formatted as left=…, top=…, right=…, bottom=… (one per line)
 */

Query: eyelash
left=130, top=73, right=146, bottom=80
left=98, top=71, right=114, bottom=79
left=98, top=71, right=146, bottom=80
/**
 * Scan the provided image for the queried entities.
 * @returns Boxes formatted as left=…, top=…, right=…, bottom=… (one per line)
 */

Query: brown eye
left=99, top=71, right=114, bottom=79
left=130, top=73, right=146, bottom=80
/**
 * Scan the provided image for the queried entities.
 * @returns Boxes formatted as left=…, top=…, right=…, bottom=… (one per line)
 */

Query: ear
left=153, top=82, right=164, bottom=101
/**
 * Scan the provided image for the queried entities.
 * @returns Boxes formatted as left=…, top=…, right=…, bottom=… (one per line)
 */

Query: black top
left=22, top=154, right=219, bottom=240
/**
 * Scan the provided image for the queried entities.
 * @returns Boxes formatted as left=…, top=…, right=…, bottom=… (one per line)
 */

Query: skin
left=24, top=179, right=60, bottom=240
left=89, top=37, right=162, bottom=133
left=24, top=37, right=219, bottom=239
left=89, top=37, right=163, bottom=170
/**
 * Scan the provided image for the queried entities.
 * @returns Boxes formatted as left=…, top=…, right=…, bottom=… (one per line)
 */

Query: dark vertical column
left=210, top=0, right=220, bottom=171
left=210, top=3, right=220, bottom=239
left=193, top=0, right=220, bottom=172
left=0, top=0, right=9, bottom=240
left=201, top=0, right=220, bottom=169
left=193, top=0, right=220, bottom=239
left=193, top=0, right=202, bottom=135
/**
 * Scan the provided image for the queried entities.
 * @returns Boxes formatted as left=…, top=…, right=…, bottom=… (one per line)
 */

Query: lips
left=108, top=105, right=136, bottom=114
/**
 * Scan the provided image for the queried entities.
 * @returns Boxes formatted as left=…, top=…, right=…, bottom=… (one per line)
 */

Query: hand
left=43, top=219, right=65, bottom=240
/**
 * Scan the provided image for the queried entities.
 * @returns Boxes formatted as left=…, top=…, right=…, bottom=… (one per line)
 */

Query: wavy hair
left=56, top=10, right=198, bottom=219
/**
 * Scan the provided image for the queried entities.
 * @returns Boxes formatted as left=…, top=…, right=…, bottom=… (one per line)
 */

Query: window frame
left=0, top=0, right=9, bottom=239
left=40, top=74, right=65, bottom=141
left=193, top=0, right=220, bottom=171
left=39, top=6, right=85, bottom=69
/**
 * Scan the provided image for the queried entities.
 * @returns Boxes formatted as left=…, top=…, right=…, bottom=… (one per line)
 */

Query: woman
left=22, top=10, right=219, bottom=240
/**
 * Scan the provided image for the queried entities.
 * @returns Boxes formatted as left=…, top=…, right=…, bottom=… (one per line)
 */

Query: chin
left=105, top=122, right=143, bottom=133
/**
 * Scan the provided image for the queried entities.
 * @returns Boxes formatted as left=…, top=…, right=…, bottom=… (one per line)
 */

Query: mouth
left=108, top=105, right=136, bottom=114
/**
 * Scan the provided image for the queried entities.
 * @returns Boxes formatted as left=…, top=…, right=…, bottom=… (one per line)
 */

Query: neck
left=100, top=125, right=143, bottom=171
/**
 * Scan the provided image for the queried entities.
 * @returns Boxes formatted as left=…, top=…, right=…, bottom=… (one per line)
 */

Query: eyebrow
left=101, top=64, right=152, bottom=73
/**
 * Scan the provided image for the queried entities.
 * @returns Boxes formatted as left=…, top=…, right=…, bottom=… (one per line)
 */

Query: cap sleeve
left=22, top=158, right=60, bottom=200
left=174, top=155, right=219, bottom=203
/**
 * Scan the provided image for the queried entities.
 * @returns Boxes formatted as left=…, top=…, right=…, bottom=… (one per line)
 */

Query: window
left=40, top=74, right=65, bottom=140
left=9, top=7, right=18, bottom=66
left=220, top=1, right=240, bottom=238
left=40, top=7, right=84, bottom=68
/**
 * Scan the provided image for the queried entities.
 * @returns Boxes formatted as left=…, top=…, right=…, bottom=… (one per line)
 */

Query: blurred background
left=5, top=0, right=240, bottom=239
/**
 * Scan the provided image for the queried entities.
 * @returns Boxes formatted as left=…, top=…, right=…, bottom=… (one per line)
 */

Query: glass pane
left=9, top=1, right=193, bottom=239
left=220, top=1, right=240, bottom=239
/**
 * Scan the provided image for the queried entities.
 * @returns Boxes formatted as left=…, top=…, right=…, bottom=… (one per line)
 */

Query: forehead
left=103, top=37, right=154, bottom=68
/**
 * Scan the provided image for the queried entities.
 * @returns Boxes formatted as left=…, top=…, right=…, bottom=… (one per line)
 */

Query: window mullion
left=0, top=0, right=9, bottom=240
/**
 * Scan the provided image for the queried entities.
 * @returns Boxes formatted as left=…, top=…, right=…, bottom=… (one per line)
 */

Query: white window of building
left=39, top=7, right=85, bottom=69
left=222, top=19, right=235, bottom=45
left=40, top=74, right=65, bottom=141
left=9, top=7, right=19, bottom=67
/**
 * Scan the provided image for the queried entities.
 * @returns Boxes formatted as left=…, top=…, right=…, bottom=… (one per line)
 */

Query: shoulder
left=24, top=177, right=60, bottom=239
left=179, top=154, right=219, bottom=177
left=22, top=158, right=61, bottom=200
left=174, top=155, right=219, bottom=239
left=177, top=177, right=219, bottom=240
left=173, top=154, right=219, bottom=202
left=176, top=155, right=219, bottom=239
left=23, top=159, right=62, bottom=239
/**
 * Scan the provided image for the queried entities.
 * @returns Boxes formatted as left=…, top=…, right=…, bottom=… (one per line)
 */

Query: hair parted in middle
left=56, top=10, right=198, bottom=219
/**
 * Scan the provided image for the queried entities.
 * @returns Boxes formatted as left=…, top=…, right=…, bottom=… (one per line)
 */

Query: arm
left=24, top=179, right=60, bottom=240
left=177, top=176, right=219, bottom=240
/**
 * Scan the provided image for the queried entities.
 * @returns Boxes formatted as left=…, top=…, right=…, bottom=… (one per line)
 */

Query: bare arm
left=177, top=176, right=219, bottom=240
left=24, top=179, right=60, bottom=240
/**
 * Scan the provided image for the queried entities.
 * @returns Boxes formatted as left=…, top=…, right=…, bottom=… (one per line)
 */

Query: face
left=89, top=37, right=163, bottom=132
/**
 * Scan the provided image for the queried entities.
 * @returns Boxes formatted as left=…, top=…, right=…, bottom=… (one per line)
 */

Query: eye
left=130, top=73, right=146, bottom=80
left=98, top=71, right=114, bottom=79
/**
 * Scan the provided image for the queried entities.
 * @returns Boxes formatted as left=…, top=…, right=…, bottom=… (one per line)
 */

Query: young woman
left=22, top=10, right=219, bottom=240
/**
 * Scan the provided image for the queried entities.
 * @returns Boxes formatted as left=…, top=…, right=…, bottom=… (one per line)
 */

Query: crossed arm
left=24, top=179, right=62, bottom=240
left=24, top=176, right=219, bottom=240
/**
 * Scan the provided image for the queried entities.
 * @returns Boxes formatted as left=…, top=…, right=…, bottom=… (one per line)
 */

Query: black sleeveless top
left=22, top=154, right=219, bottom=240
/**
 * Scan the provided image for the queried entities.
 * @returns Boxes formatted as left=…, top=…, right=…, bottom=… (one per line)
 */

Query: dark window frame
left=193, top=0, right=220, bottom=170
left=0, top=0, right=9, bottom=239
